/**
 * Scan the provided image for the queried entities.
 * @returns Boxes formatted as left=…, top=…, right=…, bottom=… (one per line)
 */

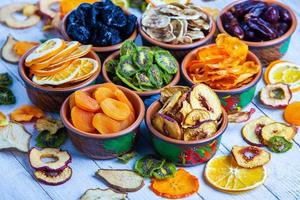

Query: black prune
left=263, top=6, right=280, bottom=23
left=221, top=11, right=244, bottom=39
left=93, top=0, right=114, bottom=10
left=240, top=22, right=256, bottom=40
left=275, top=22, right=289, bottom=36
left=110, top=28, right=122, bottom=45
left=246, top=2, right=268, bottom=17
left=67, top=23, right=91, bottom=44
left=101, top=6, right=127, bottom=28
left=75, top=3, right=93, bottom=21
left=231, top=1, right=260, bottom=18
left=276, top=5, right=291, bottom=22
left=120, top=14, right=137, bottom=39
left=66, top=11, right=78, bottom=25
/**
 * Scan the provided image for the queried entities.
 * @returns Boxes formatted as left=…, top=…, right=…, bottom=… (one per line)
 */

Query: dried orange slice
left=204, top=155, right=266, bottom=193
left=25, top=38, right=65, bottom=66
left=30, top=61, right=71, bottom=77
left=69, top=58, right=99, bottom=83
left=30, top=41, right=80, bottom=70
left=32, top=62, right=80, bottom=85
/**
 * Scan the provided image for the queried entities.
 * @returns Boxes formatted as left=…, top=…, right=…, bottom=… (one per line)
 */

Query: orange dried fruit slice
left=100, top=83, right=119, bottom=92
left=100, top=98, right=131, bottom=121
left=93, top=87, right=116, bottom=104
left=10, top=105, right=44, bottom=122
left=114, top=89, right=135, bottom=115
left=119, top=112, right=135, bottom=130
left=92, top=113, right=122, bottom=134
left=32, top=61, right=80, bottom=85
left=284, top=102, right=300, bottom=126
left=204, top=155, right=266, bottom=192
left=74, top=90, right=100, bottom=112
left=69, top=58, right=99, bottom=83
left=30, top=61, right=71, bottom=76
left=71, top=106, right=96, bottom=133
left=30, top=41, right=80, bottom=70
left=69, top=93, right=76, bottom=110
left=25, top=38, right=65, bottom=66
left=13, top=41, right=39, bottom=57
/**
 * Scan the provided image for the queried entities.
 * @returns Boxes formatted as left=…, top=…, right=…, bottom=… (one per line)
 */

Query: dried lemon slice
left=69, top=58, right=99, bottom=83
left=204, top=155, right=266, bottom=193
left=25, top=38, right=65, bottom=66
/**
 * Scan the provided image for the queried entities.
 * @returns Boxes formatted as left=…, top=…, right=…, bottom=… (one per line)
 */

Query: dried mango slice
left=10, top=105, right=44, bottom=122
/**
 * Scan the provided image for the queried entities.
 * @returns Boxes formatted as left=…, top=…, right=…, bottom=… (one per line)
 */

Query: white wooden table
left=0, top=0, right=300, bottom=199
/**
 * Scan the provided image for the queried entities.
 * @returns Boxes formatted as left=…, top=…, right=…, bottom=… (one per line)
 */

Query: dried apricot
left=119, top=112, right=135, bottom=130
left=69, top=93, right=76, bottom=110
left=71, top=106, right=96, bottom=133
left=93, top=87, right=116, bottom=104
left=74, top=90, right=100, bottom=112
left=114, top=89, right=135, bottom=114
left=10, top=105, right=44, bottom=122
left=92, top=113, right=122, bottom=134
left=100, top=98, right=131, bottom=121
left=101, top=83, right=119, bottom=92
left=284, top=102, right=300, bottom=126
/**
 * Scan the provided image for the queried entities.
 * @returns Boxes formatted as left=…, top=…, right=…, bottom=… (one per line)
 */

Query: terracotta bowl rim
left=61, top=11, right=138, bottom=53
left=138, top=7, right=216, bottom=50
left=102, top=50, right=181, bottom=97
left=146, top=100, right=228, bottom=145
left=181, top=43, right=262, bottom=94
left=216, top=0, right=298, bottom=47
left=18, top=47, right=101, bottom=93
left=60, top=84, right=145, bottom=139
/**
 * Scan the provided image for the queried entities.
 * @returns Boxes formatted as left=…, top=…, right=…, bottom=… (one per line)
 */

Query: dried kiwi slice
left=0, top=73, right=12, bottom=86
left=105, top=59, right=119, bottom=74
left=120, top=40, right=137, bottom=56
left=0, top=87, right=15, bottom=105
left=116, top=71, right=142, bottom=91
left=116, top=55, right=137, bottom=77
left=147, top=64, right=164, bottom=88
left=135, top=72, right=153, bottom=87
left=35, top=128, right=67, bottom=148
left=154, top=50, right=178, bottom=74
left=152, top=162, right=176, bottom=179
left=268, top=136, right=293, bottom=153
left=134, top=155, right=165, bottom=177
left=163, top=72, right=173, bottom=84
left=133, top=47, right=153, bottom=70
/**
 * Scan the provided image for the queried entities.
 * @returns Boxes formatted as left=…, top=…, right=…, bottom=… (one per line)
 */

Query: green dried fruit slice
left=116, top=71, right=142, bottom=91
left=268, top=136, right=293, bottom=153
left=154, top=50, right=178, bottom=74
left=134, top=155, right=165, bottom=177
left=116, top=55, right=137, bottom=77
left=35, top=128, right=67, bottom=148
left=147, top=64, right=164, bottom=88
left=152, top=162, right=176, bottom=179
left=120, top=40, right=137, bottom=56
left=0, top=73, right=12, bottom=86
left=135, top=72, right=153, bottom=87
left=0, top=87, right=15, bottom=105
left=105, top=59, right=119, bottom=74
left=133, top=47, right=153, bottom=70
left=163, top=72, right=173, bottom=84
left=117, top=151, right=137, bottom=164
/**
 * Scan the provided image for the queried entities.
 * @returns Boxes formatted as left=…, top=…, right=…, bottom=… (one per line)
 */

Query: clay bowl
left=138, top=9, right=216, bottom=61
left=181, top=44, right=262, bottom=113
left=217, top=0, right=297, bottom=67
left=60, top=84, right=145, bottom=159
left=146, top=100, right=228, bottom=166
left=61, top=11, right=138, bottom=58
left=102, top=50, right=180, bottom=97
left=18, top=48, right=101, bottom=112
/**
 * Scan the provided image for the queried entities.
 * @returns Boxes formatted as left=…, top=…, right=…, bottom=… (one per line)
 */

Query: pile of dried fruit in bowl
left=221, top=1, right=292, bottom=41
left=69, top=83, right=135, bottom=134
left=106, top=41, right=178, bottom=92
left=141, top=3, right=211, bottom=44
left=25, top=38, right=99, bottom=86
left=186, top=34, right=260, bottom=90
left=152, top=84, right=223, bottom=141
left=66, top=0, right=137, bottom=46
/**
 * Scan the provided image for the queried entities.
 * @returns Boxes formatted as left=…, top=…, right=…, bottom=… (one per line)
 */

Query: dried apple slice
left=260, top=83, right=292, bottom=108
left=1, top=35, right=19, bottom=64
left=228, top=108, right=255, bottom=123
left=232, top=145, right=271, bottom=168
left=261, top=123, right=296, bottom=145
left=80, top=188, right=127, bottom=200
left=160, top=86, right=190, bottom=103
left=183, top=109, right=210, bottom=127
left=183, top=120, right=217, bottom=141
left=162, top=114, right=182, bottom=140
left=34, top=166, right=72, bottom=186
left=96, top=169, right=144, bottom=192
left=38, top=0, right=61, bottom=19
left=0, top=122, right=31, bottom=152
left=29, top=147, right=71, bottom=171
left=159, top=91, right=182, bottom=114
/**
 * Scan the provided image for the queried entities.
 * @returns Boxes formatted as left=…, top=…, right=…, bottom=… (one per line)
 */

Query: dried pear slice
left=187, top=30, right=205, bottom=40
left=145, top=28, right=176, bottom=43
left=183, top=120, right=217, bottom=141
left=157, top=5, right=182, bottom=16
left=261, top=123, right=296, bottom=145
left=142, top=14, right=170, bottom=28
left=133, top=47, right=153, bottom=70
left=80, top=188, right=127, bottom=200
left=232, top=145, right=271, bottom=168
left=171, top=19, right=185, bottom=39
left=160, top=86, right=190, bottom=103
left=1, top=35, right=19, bottom=64
left=0, top=3, right=40, bottom=29
left=34, top=166, right=72, bottom=186
left=96, top=169, right=144, bottom=192
left=154, top=50, right=178, bottom=74
left=184, top=109, right=211, bottom=127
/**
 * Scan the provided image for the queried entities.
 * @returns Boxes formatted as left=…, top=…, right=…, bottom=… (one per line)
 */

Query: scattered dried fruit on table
left=232, top=145, right=271, bottom=168
left=261, top=122, right=296, bottom=145
left=186, top=34, right=260, bottom=90
left=10, top=105, right=44, bottom=122
left=152, top=162, right=176, bottom=180
left=204, top=155, right=266, bottom=192
left=242, top=116, right=275, bottom=147
left=0, top=112, right=8, bottom=127
left=152, top=84, right=223, bottom=141
left=260, top=83, right=292, bottom=108
left=0, top=87, right=15, bottom=105
left=264, top=60, right=300, bottom=92
left=1, top=35, right=19, bottom=64
left=96, top=169, right=144, bottom=192
left=23, top=4, right=38, bottom=16
left=106, top=40, right=178, bottom=92
left=284, top=101, right=300, bottom=126
left=0, top=3, right=40, bottom=29
left=0, top=122, right=31, bottom=152
left=117, top=151, right=137, bottom=164
left=34, top=166, right=72, bottom=186
left=80, top=188, right=127, bottom=200
left=0, top=73, right=12, bottom=87
left=65, top=1, right=137, bottom=46
left=142, top=3, right=212, bottom=44
left=29, top=147, right=71, bottom=171
left=13, top=41, right=39, bottom=57
left=268, top=136, right=293, bottom=153
left=35, top=116, right=64, bottom=135
left=150, top=168, right=199, bottom=199
left=228, top=108, right=255, bottom=123
left=38, top=0, right=61, bottom=19
left=221, top=1, right=292, bottom=41
left=36, top=128, right=67, bottom=148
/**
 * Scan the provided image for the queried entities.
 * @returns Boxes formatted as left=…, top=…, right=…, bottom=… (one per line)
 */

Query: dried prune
left=67, top=11, right=78, bottom=25
left=121, top=14, right=137, bottom=39
left=75, top=3, right=93, bottom=21
left=67, top=23, right=91, bottom=44
left=101, top=6, right=126, bottom=29
left=246, top=2, right=268, bottom=17
left=263, top=6, right=280, bottom=23
left=246, top=17, right=277, bottom=40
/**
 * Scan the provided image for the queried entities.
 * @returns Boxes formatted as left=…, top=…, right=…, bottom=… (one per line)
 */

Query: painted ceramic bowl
left=60, top=84, right=145, bottom=159
left=18, top=49, right=101, bottom=112
left=217, top=0, right=297, bottom=66
left=145, top=100, right=228, bottom=166
left=102, top=50, right=180, bottom=97
left=61, top=11, right=138, bottom=58
left=181, top=44, right=262, bottom=112
left=138, top=10, right=216, bottom=61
